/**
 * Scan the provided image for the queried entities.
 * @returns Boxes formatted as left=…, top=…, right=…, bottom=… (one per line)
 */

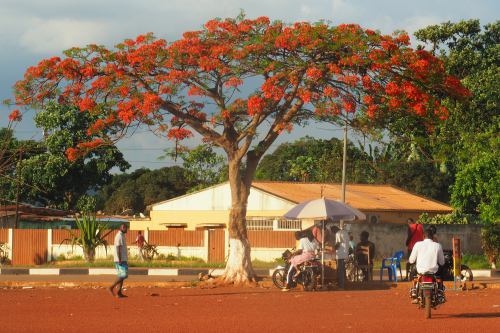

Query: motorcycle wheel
left=302, top=269, right=316, bottom=292
left=272, top=268, right=286, bottom=289
left=425, top=296, right=432, bottom=319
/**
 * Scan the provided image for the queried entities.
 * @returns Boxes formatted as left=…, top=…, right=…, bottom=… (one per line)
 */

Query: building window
left=246, top=217, right=301, bottom=231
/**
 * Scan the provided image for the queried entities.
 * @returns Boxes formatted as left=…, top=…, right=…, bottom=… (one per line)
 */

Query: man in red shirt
left=135, top=231, right=146, bottom=260
left=405, top=218, right=424, bottom=280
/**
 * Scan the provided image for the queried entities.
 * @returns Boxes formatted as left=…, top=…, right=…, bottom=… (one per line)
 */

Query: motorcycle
left=411, top=273, right=446, bottom=319
left=272, top=248, right=321, bottom=291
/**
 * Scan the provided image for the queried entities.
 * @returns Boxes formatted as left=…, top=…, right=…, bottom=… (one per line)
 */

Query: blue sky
left=1, top=0, right=498, bottom=171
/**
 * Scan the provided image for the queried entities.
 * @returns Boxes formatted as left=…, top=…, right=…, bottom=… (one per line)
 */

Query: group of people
left=283, top=223, right=376, bottom=291
left=110, top=218, right=446, bottom=299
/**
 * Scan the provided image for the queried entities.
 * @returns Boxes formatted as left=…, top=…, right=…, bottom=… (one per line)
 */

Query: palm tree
left=62, top=214, right=113, bottom=262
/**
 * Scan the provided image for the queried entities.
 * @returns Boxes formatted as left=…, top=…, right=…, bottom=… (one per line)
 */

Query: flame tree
left=13, top=16, right=468, bottom=283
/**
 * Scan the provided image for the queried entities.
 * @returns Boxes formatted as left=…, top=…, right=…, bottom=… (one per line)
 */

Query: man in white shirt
left=332, top=225, right=349, bottom=290
left=409, top=228, right=445, bottom=274
left=109, top=223, right=129, bottom=298
left=408, top=226, right=445, bottom=303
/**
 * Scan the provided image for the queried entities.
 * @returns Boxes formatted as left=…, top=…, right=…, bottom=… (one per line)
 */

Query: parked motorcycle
left=272, top=249, right=321, bottom=291
left=411, top=273, right=445, bottom=319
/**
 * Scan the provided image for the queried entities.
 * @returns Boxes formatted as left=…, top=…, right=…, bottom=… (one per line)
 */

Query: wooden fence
left=0, top=229, right=8, bottom=243
left=12, top=229, right=48, bottom=265
left=4, top=229, right=298, bottom=265
left=248, top=230, right=296, bottom=248
left=149, top=229, right=204, bottom=247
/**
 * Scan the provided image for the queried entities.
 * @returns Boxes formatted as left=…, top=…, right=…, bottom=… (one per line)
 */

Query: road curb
left=0, top=267, right=271, bottom=277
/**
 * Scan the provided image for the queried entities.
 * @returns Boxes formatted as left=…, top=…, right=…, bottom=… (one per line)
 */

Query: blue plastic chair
left=380, top=250, right=404, bottom=282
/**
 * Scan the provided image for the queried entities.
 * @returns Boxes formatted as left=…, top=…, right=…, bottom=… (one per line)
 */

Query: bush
left=481, top=223, right=500, bottom=269
left=417, top=211, right=481, bottom=225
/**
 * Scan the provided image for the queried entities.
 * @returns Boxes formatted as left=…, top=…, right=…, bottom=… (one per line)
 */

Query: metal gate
left=208, top=229, right=225, bottom=263
left=12, top=229, right=48, bottom=265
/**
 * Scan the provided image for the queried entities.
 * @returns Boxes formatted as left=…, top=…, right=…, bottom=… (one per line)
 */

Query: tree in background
left=256, top=136, right=375, bottom=183
left=14, top=15, right=468, bottom=283
left=414, top=20, right=499, bottom=214
left=413, top=20, right=499, bottom=267
left=97, top=166, right=195, bottom=214
left=164, top=144, right=227, bottom=192
left=14, top=103, right=129, bottom=210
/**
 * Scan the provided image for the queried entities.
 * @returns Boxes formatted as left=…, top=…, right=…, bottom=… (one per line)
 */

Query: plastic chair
left=380, top=250, right=404, bottom=282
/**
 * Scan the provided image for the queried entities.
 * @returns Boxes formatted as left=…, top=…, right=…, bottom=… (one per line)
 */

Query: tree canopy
left=13, top=15, right=468, bottom=283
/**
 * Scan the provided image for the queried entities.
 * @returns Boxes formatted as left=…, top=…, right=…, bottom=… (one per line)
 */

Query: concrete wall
left=346, top=223, right=483, bottom=259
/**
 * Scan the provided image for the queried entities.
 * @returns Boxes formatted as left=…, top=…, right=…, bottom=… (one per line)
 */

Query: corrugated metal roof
left=252, top=181, right=452, bottom=212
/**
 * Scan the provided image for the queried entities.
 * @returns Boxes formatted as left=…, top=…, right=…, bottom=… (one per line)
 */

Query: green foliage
left=417, top=212, right=480, bottom=225
left=481, top=223, right=500, bottom=267
left=96, top=166, right=196, bottom=214
left=415, top=20, right=499, bottom=213
left=62, top=214, right=112, bottom=262
left=164, top=144, right=227, bottom=192
left=2, top=103, right=130, bottom=210
left=256, top=136, right=376, bottom=183
left=462, top=254, right=498, bottom=270
left=451, top=133, right=499, bottom=222
left=76, top=195, right=97, bottom=214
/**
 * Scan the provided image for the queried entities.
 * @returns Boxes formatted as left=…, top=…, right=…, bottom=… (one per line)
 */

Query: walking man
left=135, top=230, right=146, bottom=260
left=109, top=223, right=128, bottom=298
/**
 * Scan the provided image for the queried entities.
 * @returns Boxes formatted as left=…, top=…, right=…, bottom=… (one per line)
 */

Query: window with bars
left=246, top=217, right=301, bottom=231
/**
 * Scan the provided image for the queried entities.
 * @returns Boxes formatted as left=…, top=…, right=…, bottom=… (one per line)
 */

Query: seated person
left=284, top=229, right=319, bottom=291
left=355, top=231, right=375, bottom=281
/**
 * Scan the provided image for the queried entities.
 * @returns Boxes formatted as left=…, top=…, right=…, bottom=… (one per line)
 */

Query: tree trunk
left=83, top=247, right=95, bottom=263
left=220, top=157, right=258, bottom=284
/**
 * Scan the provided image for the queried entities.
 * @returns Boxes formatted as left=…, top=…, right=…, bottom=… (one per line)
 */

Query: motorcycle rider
left=283, top=229, right=319, bottom=291
left=408, top=226, right=445, bottom=304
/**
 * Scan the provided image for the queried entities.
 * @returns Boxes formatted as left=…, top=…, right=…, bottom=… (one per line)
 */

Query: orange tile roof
left=252, top=181, right=452, bottom=213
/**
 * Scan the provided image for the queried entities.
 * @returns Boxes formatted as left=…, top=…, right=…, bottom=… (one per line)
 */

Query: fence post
left=204, top=229, right=209, bottom=262
left=47, top=229, right=53, bottom=262
left=144, top=228, right=149, bottom=243
left=7, top=228, right=13, bottom=260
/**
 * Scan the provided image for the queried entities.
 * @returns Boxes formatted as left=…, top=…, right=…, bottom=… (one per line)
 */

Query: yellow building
left=130, top=181, right=452, bottom=231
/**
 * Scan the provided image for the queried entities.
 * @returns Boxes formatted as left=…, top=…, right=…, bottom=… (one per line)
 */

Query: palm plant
left=62, top=214, right=113, bottom=262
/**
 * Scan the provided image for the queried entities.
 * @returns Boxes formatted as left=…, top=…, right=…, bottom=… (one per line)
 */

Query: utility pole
left=340, top=116, right=348, bottom=230
left=341, top=117, right=348, bottom=203
left=14, top=150, right=23, bottom=229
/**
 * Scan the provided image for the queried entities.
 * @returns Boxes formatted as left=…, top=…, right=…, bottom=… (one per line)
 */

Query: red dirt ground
left=1, top=285, right=499, bottom=332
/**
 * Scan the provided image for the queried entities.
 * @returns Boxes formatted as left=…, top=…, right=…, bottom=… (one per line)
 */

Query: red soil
left=1, top=286, right=499, bottom=332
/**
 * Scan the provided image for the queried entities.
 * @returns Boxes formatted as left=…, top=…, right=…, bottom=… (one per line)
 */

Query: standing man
left=405, top=218, right=424, bottom=280
left=333, top=225, right=349, bottom=290
left=135, top=230, right=146, bottom=261
left=109, top=223, right=128, bottom=298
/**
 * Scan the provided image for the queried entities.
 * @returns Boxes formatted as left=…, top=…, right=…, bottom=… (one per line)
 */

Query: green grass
left=462, top=254, right=497, bottom=270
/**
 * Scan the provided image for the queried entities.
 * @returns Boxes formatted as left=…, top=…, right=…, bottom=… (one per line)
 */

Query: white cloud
left=19, top=18, right=113, bottom=54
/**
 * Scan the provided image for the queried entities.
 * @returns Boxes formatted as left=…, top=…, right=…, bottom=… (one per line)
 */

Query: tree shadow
left=433, top=312, right=500, bottom=319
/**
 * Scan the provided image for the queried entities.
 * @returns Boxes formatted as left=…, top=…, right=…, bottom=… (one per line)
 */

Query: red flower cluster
left=8, top=109, right=22, bottom=122
left=247, top=96, right=266, bottom=115
left=167, top=128, right=193, bottom=140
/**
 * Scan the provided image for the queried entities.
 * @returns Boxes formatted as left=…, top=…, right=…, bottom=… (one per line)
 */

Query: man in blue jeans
left=109, top=223, right=128, bottom=298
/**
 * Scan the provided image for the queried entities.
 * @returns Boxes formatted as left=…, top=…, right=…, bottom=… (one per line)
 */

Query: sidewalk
left=0, top=267, right=499, bottom=289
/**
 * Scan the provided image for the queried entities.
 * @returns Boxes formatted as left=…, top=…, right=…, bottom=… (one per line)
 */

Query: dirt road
left=1, top=286, right=498, bottom=332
